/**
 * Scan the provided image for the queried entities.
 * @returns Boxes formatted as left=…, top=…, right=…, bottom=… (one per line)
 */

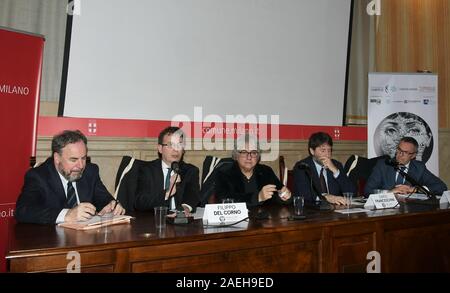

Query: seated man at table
left=215, top=133, right=291, bottom=207
left=134, top=126, right=200, bottom=214
left=365, top=136, right=447, bottom=196
left=15, top=130, right=125, bottom=225
left=293, top=132, right=355, bottom=205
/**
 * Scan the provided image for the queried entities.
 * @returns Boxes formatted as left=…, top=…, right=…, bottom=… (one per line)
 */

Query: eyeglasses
left=238, top=150, right=259, bottom=158
left=396, top=147, right=416, bottom=156
left=316, top=147, right=332, bottom=153
left=161, top=142, right=185, bottom=150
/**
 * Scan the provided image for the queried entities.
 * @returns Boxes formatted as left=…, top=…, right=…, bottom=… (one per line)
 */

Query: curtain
left=0, top=0, right=67, bottom=102
left=346, top=0, right=378, bottom=125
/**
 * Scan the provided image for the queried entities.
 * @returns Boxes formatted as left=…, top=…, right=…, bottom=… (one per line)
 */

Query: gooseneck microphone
left=385, top=158, right=436, bottom=202
left=167, top=161, right=193, bottom=224
left=297, top=162, right=333, bottom=211
left=171, top=161, right=180, bottom=173
left=167, top=161, right=180, bottom=208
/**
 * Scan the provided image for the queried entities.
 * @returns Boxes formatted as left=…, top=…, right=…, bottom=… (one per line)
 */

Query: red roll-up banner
left=0, top=27, right=44, bottom=272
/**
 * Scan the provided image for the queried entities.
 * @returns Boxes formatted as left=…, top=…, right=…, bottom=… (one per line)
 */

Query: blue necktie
left=66, top=181, right=77, bottom=208
left=395, top=166, right=406, bottom=185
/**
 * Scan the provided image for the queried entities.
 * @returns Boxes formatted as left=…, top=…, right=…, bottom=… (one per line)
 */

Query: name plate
left=440, top=190, right=450, bottom=204
left=202, top=203, right=248, bottom=225
left=364, top=193, right=398, bottom=209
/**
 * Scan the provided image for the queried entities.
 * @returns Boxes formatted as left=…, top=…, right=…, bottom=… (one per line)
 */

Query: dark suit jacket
left=364, top=158, right=447, bottom=196
left=135, top=159, right=200, bottom=211
left=15, top=158, right=113, bottom=224
left=215, top=162, right=290, bottom=207
left=293, top=156, right=356, bottom=203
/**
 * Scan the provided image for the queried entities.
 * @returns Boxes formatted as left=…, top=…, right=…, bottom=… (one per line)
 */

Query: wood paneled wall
left=376, top=0, right=450, bottom=127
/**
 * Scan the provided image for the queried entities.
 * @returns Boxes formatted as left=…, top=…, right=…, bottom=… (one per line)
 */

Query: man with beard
left=15, top=130, right=125, bottom=224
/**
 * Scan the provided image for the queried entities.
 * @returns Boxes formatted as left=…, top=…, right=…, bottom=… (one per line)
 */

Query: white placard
left=364, top=193, right=398, bottom=210
left=202, top=203, right=248, bottom=225
left=440, top=191, right=450, bottom=204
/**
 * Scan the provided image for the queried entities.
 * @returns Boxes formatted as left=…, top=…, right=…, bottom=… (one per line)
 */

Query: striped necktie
left=165, top=168, right=176, bottom=210
left=165, top=168, right=172, bottom=190
left=395, top=166, right=406, bottom=185
left=66, top=181, right=77, bottom=208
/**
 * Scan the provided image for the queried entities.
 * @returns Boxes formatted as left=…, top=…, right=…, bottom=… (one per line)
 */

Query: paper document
left=397, top=193, right=441, bottom=201
left=58, top=214, right=133, bottom=230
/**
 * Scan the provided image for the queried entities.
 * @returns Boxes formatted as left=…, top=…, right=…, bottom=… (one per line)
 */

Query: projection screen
left=63, top=0, right=351, bottom=126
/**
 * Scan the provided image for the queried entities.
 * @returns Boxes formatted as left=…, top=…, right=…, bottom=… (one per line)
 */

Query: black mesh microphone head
left=171, top=161, right=180, bottom=173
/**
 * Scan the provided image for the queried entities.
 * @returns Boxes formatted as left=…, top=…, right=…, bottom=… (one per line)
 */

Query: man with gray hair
left=365, top=136, right=447, bottom=196
left=16, top=130, right=124, bottom=224
left=215, top=132, right=291, bottom=207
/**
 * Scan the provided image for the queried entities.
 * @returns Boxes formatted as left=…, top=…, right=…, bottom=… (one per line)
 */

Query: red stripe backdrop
left=38, top=116, right=367, bottom=141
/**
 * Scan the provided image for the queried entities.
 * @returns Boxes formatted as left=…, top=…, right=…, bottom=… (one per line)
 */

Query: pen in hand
left=112, top=199, right=119, bottom=213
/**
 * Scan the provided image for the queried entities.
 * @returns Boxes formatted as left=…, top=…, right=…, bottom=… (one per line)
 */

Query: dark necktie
left=66, top=181, right=77, bottom=208
left=319, top=168, right=328, bottom=194
left=165, top=168, right=172, bottom=190
left=165, top=168, right=176, bottom=210
left=395, top=166, right=406, bottom=185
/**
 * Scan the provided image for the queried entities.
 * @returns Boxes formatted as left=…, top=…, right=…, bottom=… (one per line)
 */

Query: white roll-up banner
left=368, top=72, right=439, bottom=174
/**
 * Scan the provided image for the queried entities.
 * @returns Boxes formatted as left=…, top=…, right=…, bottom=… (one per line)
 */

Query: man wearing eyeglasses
left=135, top=126, right=200, bottom=214
left=293, top=132, right=355, bottom=205
left=365, top=137, right=447, bottom=196
left=215, top=133, right=292, bottom=207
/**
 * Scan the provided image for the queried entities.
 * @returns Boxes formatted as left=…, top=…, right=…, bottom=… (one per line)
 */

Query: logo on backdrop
left=171, top=106, right=280, bottom=162
left=88, top=121, right=97, bottom=135
left=0, top=84, right=30, bottom=96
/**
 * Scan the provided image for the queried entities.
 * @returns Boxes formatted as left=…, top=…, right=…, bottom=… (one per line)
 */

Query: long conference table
left=6, top=201, right=450, bottom=273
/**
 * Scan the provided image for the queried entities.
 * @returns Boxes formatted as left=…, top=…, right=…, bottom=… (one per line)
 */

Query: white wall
left=64, top=0, right=351, bottom=125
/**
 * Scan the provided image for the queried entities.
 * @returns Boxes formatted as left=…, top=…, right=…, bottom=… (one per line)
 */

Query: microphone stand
left=166, top=170, right=193, bottom=224
left=394, top=165, right=438, bottom=205
left=302, top=167, right=333, bottom=211
left=167, top=172, right=179, bottom=210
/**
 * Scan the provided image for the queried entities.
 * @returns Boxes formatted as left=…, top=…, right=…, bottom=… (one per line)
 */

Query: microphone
left=167, top=161, right=180, bottom=211
left=166, top=161, right=193, bottom=224
left=171, top=161, right=180, bottom=173
left=386, top=158, right=437, bottom=202
left=298, top=162, right=333, bottom=211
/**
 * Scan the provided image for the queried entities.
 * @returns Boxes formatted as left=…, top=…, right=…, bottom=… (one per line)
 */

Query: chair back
left=114, top=156, right=146, bottom=212
left=344, top=155, right=388, bottom=196
left=279, top=156, right=294, bottom=192
left=199, top=156, right=234, bottom=206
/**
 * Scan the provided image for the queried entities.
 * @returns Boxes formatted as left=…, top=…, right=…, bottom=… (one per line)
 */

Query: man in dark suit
left=135, top=126, right=200, bottom=214
left=15, top=130, right=125, bottom=225
left=293, top=132, right=355, bottom=204
left=365, top=137, right=447, bottom=196
left=215, top=133, right=291, bottom=207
